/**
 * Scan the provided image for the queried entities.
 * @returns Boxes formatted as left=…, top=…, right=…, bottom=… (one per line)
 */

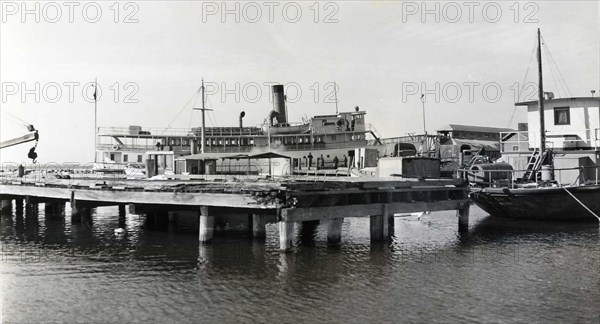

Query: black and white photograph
left=1, top=1, right=599, bottom=323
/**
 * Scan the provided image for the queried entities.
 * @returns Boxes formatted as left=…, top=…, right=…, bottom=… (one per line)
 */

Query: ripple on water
left=1, top=205, right=599, bottom=323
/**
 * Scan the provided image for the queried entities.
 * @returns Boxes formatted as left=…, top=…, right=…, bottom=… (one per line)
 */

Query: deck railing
left=500, top=128, right=600, bottom=152
left=457, top=165, right=600, bottom=189
left=98, top=126, right=267, bottom=137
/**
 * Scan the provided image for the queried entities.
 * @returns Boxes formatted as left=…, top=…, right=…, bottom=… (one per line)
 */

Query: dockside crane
left=0, top=124, right=39, bottom=162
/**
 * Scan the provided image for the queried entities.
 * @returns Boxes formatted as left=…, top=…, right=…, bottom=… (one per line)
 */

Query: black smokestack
left=272, top=85, right=286, bottom=124
left=239, top=111, right=245, bottom=128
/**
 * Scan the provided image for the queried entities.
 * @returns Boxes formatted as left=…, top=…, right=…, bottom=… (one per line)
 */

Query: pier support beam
left=118, top=204, right=126, bottom=217
left=279, top=221, right=295, bottom=251
left=82, top=207, right=93, bottom=225
left=118, top=204, right=127, bottom=228
left=370, top=204, right=391, bottom=242
left=370, top=215, right=385, bottom=241
left=252, top=214, right=266, bottom=239
left=299, top=220, right=319, bottom=245
left=1, top=199, right=12, bottom=213
left=70, top=199, right=81, bottom=222
left=44, top=202, right=64, bottom=219
left=457, top=203, right=470, bottom=232
left=199, top=206, right=214, bottom=243
left=388, top=214, right=395, bottom=238
left=15, top=198, right=24, bottom=217
left=327, top=218, right=343, bottom=245
left=25, top=197, right=38, bottom=216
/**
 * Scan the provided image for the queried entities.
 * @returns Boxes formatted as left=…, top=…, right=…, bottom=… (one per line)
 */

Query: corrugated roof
left=437, top=124, right=514, bottom=133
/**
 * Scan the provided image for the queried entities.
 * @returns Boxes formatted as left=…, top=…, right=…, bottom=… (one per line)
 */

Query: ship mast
left=94, top=77, right=98, bottom=162
left=194, top=79, right=212, bottom=154
left=537, top=28, right=546, bottom=151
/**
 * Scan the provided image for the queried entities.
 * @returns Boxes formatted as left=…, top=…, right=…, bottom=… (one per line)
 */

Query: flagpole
left=94, top=77, right=97, bottom=163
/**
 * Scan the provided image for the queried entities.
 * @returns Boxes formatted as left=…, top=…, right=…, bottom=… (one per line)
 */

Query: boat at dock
left=471, top=183, right=600, bottom=220
left=96, top=83, right=435, bottom=177
left=466, top=29, right=600, bottom=221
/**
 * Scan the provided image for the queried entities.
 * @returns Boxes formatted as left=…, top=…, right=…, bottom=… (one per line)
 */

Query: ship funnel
left=239, top=111, right=245, bottom=128
left=272, top=85, right=287, bottom=124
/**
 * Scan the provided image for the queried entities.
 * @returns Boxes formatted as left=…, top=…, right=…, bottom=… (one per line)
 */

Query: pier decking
left=0, top=176, right=470, bottom=250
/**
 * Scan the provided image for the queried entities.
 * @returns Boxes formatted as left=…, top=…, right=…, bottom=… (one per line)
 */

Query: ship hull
left=470, top=185, right=600, bottom=220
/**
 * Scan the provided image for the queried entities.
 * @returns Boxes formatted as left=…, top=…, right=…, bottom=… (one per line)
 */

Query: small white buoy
left=114, top=228, right=125, bottom=235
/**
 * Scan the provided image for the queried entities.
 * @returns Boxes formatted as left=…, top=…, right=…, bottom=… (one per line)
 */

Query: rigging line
left=542, top=35, right=572, bottom=97
left=550, top=50, right=572, bottom=97
left=507, top=36, right=537, bottom=127
left=517, top=35, right=538, bottom=102
left=545, top=42, right=572, bottom=97
left=543, top=40, right=586, bottom=124
left=562, top=187, right=600, bottom=222
left=505, top=106, right=519, bottom=129
left=205, top=95, right=217, bottom=127
left=543, top=46, right=562, bottom=97
left=187, top=108, right=194, bottom=130
left=160, top=91, right=197, bottom=136
left=543, top=42, right=566, bottom=98
left=1, top=110, right=30, bottom=127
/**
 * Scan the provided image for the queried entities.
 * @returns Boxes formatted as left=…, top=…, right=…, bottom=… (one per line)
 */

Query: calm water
left=1, top=203, right=599, bottom=323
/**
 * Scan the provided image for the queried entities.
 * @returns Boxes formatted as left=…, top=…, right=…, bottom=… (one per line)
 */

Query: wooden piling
left=278, top=221, right=294, bottom=250
left=370, top=215, right=385, bottom=241
left=77, top=207, right=93, bottom=228
left=168, top=211, right=176, bottom=223
left=252, top=213, right=266, bottom=239
left=15, top=198, right=24, bottom=216
left=199, top=206, right=214, bottom=243
left=70, top=198, right=81, bottom=222
left=44, top=202, right=63, bottom=218
left=327, top=218, right=343, bottom=244
left=25, top=196, right=37, bottom=216
left=118, top=204, right=126, bottom=217
left=388, top=214, right=395, bottom=238
left=382, top=203, right=390, bottom=239
left=1, top=199, right=12, bottom=213
left=457, top=202, right=470, bottom=232
left=370, top=203, right=391, bottom=242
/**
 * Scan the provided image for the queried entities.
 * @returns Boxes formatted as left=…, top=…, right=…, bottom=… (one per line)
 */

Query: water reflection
left=1, top=204, right=599, bottom=323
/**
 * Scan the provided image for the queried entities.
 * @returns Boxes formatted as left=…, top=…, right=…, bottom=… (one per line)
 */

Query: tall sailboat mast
left=536, top=28, right=546, bottom=151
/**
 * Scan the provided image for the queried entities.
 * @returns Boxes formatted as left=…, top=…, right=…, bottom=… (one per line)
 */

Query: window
left=123, top=155, right=128, bottom=162
left=512, top=145, right=519, bottom=152
left=110, top=153, right=115, bottom=161
left=554, top=107, right=570, bottom=125
left=137, top=155, right=143, bottom=163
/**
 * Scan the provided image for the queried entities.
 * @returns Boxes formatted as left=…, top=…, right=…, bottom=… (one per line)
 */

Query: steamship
left=95, top=84, right=390, bottom=176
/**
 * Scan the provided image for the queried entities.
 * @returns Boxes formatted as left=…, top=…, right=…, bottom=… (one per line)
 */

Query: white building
left=500, top=96, right=600, bottom=184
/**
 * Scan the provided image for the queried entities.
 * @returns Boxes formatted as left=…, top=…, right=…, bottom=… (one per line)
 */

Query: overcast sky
left=1, top=0, right=598, bottom=164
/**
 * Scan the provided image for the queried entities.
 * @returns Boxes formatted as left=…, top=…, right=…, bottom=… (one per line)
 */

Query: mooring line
left=562, top=187, right=600, bottom=222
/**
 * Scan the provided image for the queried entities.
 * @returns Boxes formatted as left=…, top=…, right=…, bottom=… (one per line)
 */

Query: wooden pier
left=0, top=176, right=470, bottom=250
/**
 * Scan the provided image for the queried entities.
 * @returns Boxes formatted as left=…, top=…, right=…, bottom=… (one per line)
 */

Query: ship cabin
left=500, top=96, right=600, bottom=184
left=95, top=110, right=376, bottom=174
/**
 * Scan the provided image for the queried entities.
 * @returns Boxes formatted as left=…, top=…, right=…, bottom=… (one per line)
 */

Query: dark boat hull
left=470, top=185, right=600, bottom=220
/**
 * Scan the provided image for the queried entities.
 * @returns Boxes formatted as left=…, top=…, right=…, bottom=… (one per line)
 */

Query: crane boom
left=0, top=130, right=39, bottom=149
